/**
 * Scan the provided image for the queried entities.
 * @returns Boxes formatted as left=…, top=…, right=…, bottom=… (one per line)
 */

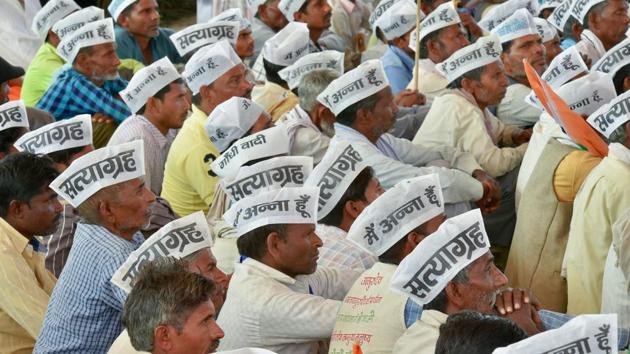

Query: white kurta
left=107, top=329, right=146, bottom=354
left=406, top=59, right=450, bottom=105
left=601, top=209, right=630, bottom=328
left=565, top=143, right=630, bottom=315
left=277, top=106, right=331, bottom=165
left=413, top=90, right=527, bottom=178
left=332, top=124, right=484, bottom=203
left=515, top=113, right=577, bottom=206
left=496, top=83, right=542, bottom=127
left=575, top=29, right=607, bottom=65
left=392, top=310, right=448, bottom=354
left=216, top=258, right=360, bottom=354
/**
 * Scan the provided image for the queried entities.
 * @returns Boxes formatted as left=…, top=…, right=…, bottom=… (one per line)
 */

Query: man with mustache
left=493, top=10, right=548, bottom=128
left=0, top=153, right=62, bottom=353
left=574, top=0, right=629, bottom=65
left=413, top=34, right=531, bottom=264
left=161, top=40, right=253, bottom=217
left=217, top=186, right=361, bottom=353
left=35, top=141, right=156, bottom=353
left=109, top=0, right=182, bottom=65
left=36, top=18, right=130, bottom=148
left=122, top=258, right=225, bottom=354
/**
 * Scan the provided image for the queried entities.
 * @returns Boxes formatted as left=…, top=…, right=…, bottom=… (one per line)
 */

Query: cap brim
left=0, top=57, right=25, bottom=83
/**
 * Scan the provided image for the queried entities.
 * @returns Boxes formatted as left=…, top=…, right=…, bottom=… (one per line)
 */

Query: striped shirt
left=36, top=67, right=130, bottom=123
left=0, top=218, right=56, bottom=354
left=44, top=202, right=79, bottom=278
left=35, top=223, right=144, bottom=354
left=316, top=224, right=377, bottom=271
left=108, top=115, right=177, bottom=195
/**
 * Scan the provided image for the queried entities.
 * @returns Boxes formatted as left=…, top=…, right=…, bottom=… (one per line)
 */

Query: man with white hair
left=161, top=40, right=253, bottom=217
left=36, top=18, right=130, bottom=147
left=35, top=141, right=156, bottom=353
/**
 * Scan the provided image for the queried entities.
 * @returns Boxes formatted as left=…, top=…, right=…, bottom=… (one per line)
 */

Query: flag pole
left=412, top=0, right=422, bottom=91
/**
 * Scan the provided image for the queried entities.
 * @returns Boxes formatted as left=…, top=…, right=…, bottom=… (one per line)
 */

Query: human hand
left=394, top=89, right=426, bottom=107
left=473, top=169, right=501, bottom=214
left=512, top=128, right=532, bottom=145
left=495, top=288, right=542, bottom=315
left=92, top=113, right=115, bottom=124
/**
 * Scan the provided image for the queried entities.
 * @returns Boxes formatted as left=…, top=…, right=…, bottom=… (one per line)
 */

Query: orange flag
left=352, top=342, right=364, bottom=354
left=523, top=59, right=609, bottom=157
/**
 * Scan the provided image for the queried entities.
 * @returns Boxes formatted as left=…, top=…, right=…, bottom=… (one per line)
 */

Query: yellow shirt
left=161, top=105, right=220, bottom=216
left=0, top=218, right=56, bottom=354
left=252, top=81, right=299, bottom=122
left=553, top=150, right=601, bottom=203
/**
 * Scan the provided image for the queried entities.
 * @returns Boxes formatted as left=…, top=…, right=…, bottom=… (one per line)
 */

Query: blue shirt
left=36, top=67, right=131, bottom=123
left=382, top=45, right=415, bottom=95
left=35, top=223, right=145, bottom=354
left=561, top=37, right=577, bottom=50
left=115, top=26, right=183, bottom=65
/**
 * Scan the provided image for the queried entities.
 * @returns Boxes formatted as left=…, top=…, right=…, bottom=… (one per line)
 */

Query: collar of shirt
left=0, top=218, right=30, bottom=254
left=242, top=257, right=299, bottom=286
left=609, top=142, right=630, bottom=166
left=418, top=58, right=441, bottom=75
left=420, top=309, right=448, bottom=327
left=282, top=105, right=320, bottom=132
left=135, top=114, right=174, bottom=149
left=538, top=113, right=579, bottom=148
left=315, top=223, right=347, bottom=241
left=43, top=42, right=62, bottom=59
left=190, top=104, right=209, bottom=125
left=452, top=88, right=499, bottom=144
left=389, top=45, right=415, bottom=73
left=580, top=29, right=607, bottom=58
left=333, top=122, right=401, bottom=160
left=339, top=0, right=357, bottom=14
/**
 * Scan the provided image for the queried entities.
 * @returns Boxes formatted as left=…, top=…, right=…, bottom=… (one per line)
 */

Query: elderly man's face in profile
left=458, top=252, right=509, bottom=314
left=211, top=64, right=254, bottom=103
left=107, top=178, right=156, bottom=234
left=79, top=42, right=121, bottom=83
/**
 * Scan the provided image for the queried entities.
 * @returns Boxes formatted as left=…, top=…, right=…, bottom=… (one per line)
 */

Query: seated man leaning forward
left=35, top=140, right=156, bottom=353
left=320, top=59, right=502, bottom=216
left=413, top=34, right=531, bottom=251
left=36, top=18, right=131, bottom=148
left=328, top=174, right=447, bottom=354
left=391, top=209, right=545, bottom=354
left=217, top=186, right=361, bottom=353
left=161, top=40, right=253, bottom=217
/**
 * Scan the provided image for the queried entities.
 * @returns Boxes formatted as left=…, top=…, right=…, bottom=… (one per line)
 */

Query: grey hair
left=182, top=247, right=212, bottom=263
left=123, top=257, right=215, bottom=352
left=608, top=121, right=629, bottom=145
left=76, top=182, right=126, bottom=225
left=423, top=264, right=471, bottom=313
left=298, top=69, right=341, bottom=113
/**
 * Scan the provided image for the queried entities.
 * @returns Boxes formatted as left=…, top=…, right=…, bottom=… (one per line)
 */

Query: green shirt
left=21, top=43, right=64, bottom=107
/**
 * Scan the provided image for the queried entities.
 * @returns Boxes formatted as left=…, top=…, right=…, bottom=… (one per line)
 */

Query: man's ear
left=7, top=200, right=26, bottom=220
left=623, top=76, right=630, bottom=93
left=154, top=325, right=174, bottom=351
left=74, top=52, right=89, bottom=72
left=117, top=14, right=130, bottom=29
left=571, top=21, right=583, bottom=39
left=98, top=199, right=115, bottom=224
left=500, top=52, right=514, bottom=75
left=444, top=282, right=466, bottom=308
left=145, top=97, right=160, bottom=115
left=265, top=231, right=285, bottom=263
left=344, top=200, right=364, bottom=220
left=391, top=36, right=406, bottom=50
left=199, top=84, right=214, bottom=106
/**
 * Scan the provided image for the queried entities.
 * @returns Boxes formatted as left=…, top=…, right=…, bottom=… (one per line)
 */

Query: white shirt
left=332, top=124, right=484, bottom=203
left=515, top=113, right=578, bottom=206
left=575, top=29, right=607, bottom=65
left=0, top=0, right=42, bottom=67
left=216, top=258, right=361, bottom=354
left=277, top=106, right=331, bottom=165
left=601, top=208, right=630, bottom=328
